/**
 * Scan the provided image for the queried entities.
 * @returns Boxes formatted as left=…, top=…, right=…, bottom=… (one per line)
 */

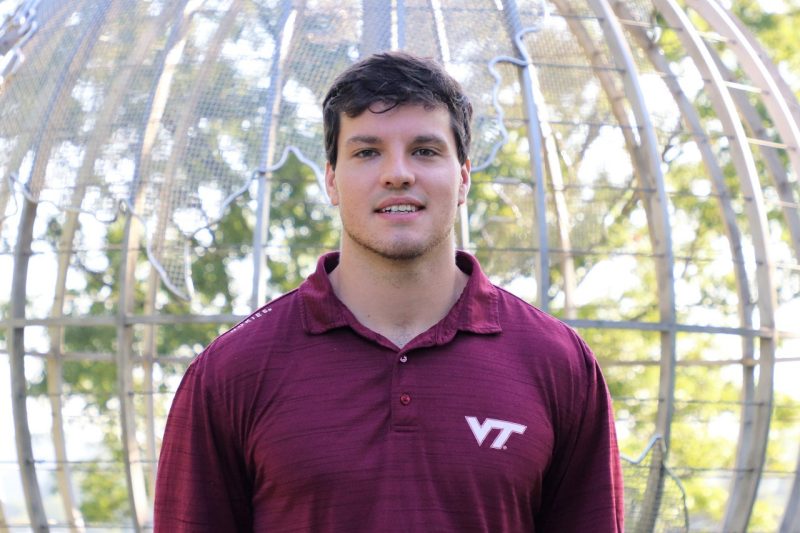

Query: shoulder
left=484, top=285, right=603, bottom=403
left=488, top=288, right=612, bottom=427
left=492, top=286, right=589, bottom=358
left=187, top=288, right=303, bottom=379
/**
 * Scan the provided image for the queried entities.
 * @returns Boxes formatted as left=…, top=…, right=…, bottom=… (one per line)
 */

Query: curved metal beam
left=40, top=0, right=168, bottom=527
left=712, top=50, right=800, bottom=262
left=0, top=0, right=42, bottom=86
left=251, top=0, right=297, bottom=310
left=506, top=1, right=576, bottom=317
left=0, top=2, right=80, bottom=235
left=783, top=447, right=800, bottom=533
left=47, top=208, right=85, bottom=533
left=9, top=198, right=48, bottom=532
left=7, top=1, right=111, bottom=529
left=499, top=0, right=549, bottom=312
left=613, top=5, right=757, bottom=529
left=395, top=0, right=405, bottom=50
left=427, top=0, right=472, bottom=250
left=118, top=2, right=198, bottom=529
left=726, top=11, right=800, bottom=129
left=0, top=173, right=11, bottom=236
left=548, top=2, right=677, bottom=529
left=48, top=6, right=185, bottom=515
left=686, top=2, right=800, bottom=222
left=142, top=0, right=243, bottom=497
left=0, top=496, right=7, bottom=531
left=692, top=46, right=800, bottom=526
left=532, top=0, right=675, bottom=329
left=710, top=12, right=800, bottom=533
left=69, top=0, right=185, bottom=229
left=689, top=0, right=800, bottom=267
left=116, top=213, right=149, bottom=533
left=656, top=1, right=778, bottom=530
left=361, top=0, right=391, bottom=55
left=542, top=122, right=577, bottom=318
left=611, top=0, right=753, bottom=364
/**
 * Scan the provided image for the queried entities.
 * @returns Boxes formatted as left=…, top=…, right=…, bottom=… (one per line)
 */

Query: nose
left=382, top=154, right=415, bottom=189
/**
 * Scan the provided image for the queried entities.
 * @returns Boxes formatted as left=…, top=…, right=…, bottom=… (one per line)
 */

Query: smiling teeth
left=382, top=205, right=418, bottom=213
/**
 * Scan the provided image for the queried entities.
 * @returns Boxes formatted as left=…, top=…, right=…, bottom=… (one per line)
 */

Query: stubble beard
left=342, top=216, right=457, bottom=262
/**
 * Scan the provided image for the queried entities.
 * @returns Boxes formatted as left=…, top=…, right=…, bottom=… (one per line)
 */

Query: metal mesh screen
left=1, top=0, right=799, bottom=531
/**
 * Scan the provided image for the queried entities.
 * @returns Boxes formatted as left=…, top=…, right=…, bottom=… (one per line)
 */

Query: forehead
left=339, top=104, right=455, bottom=144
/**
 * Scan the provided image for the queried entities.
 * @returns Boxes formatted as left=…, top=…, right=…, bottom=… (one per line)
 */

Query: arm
left=536, top=339, right=624, bottom=532
left=154, top=353, right=253, bottom=532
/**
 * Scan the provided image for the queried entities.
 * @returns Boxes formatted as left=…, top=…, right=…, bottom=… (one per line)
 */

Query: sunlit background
left=1, top=0, right=799, bottom=531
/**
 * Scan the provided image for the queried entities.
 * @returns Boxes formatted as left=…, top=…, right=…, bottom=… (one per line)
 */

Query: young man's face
left=325, top=104, right=470, bottom=262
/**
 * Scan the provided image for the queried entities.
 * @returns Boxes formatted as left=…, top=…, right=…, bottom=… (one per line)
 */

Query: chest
left=241, top=336, right=559, bottom=505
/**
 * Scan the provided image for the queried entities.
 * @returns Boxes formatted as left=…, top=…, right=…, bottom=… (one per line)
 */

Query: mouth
left=378, top=204, right=422, bottom=213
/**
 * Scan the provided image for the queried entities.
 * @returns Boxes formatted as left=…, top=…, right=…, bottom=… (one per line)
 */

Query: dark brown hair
left=322, top=51, right=473, bottom=168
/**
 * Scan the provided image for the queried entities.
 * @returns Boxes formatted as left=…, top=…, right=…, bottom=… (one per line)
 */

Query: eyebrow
left=411, top=134, right=448, bottom=147
left=344, top=134, right=449, bottom=147
left=344, top=135, right=381, bottom=146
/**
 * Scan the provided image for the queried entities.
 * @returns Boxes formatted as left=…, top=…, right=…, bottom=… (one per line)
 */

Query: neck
left=329, top=241, right=468, bottom=348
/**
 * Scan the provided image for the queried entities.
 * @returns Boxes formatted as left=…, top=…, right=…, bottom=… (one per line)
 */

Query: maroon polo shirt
left=154, top=252, right=623, bottom=532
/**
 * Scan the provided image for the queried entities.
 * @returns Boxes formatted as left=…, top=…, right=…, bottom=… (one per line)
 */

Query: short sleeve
left=535, top=338, right=624, bottom=532
left=154, top=352, right=253, bottom=532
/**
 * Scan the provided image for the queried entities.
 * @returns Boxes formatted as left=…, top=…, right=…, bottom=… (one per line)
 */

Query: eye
left=413, top=147, right=438, bottom=157
left=354, top=148, right=378, bottom=158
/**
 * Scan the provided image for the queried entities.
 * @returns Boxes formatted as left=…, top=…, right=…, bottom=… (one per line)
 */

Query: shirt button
left=399, top=393, right=411, bottom=406
left=399, top=355, right=408, bottom=363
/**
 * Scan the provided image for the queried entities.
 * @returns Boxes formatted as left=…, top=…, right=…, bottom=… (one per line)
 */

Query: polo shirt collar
left=299, top=251, right=502, bottom=341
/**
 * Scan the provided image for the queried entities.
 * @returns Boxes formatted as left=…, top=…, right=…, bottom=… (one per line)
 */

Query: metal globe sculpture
left=1, top=0, right=799, bottom=531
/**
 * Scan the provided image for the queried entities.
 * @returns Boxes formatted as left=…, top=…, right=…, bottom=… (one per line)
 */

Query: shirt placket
left=390, top=348, right=417, bottom=430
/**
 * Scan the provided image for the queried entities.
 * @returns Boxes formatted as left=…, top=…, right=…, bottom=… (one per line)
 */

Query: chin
left=375, top=248, right=427, bottom=261
left=369, top=237, right=453, bottom=262
left=345, top=225, right=454, bottom=262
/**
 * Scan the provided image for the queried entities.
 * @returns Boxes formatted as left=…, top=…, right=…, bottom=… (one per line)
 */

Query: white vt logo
left=465, top=416, right=527, bottom=449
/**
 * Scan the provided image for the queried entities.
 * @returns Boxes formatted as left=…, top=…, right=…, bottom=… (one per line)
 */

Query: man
left=154, top=51, right=624, bottom=532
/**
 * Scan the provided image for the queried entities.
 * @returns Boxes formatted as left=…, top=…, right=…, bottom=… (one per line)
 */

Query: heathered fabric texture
left=154, top=252, right=624, bottom=532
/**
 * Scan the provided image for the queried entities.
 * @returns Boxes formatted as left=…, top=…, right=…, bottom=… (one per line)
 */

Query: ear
left=325, top=162, right=339, bottom=206
left=457, top=158, right=471, bottom=206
